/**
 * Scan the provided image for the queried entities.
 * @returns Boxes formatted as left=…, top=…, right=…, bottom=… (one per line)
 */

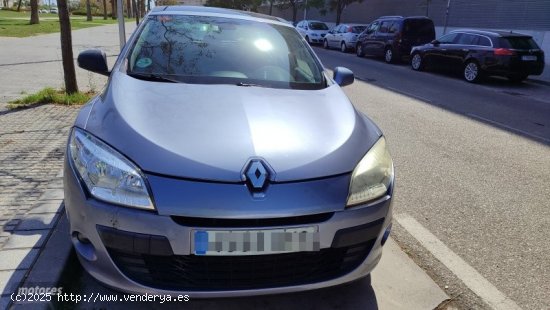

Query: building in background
left=261, top=0, right=550, bottom=63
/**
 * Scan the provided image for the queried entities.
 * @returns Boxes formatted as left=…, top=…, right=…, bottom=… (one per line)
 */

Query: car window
left=379, top=21, right=392, bottom=33
left=388, top=22, right=399, bottom=34
left=339, top=25, right=348, bottom=33
left=403, top=19, right=434, bottom=37
left=477, top=36, right=492, bottom=47
left=457, top=33, right=478, bottom=45
left=309, top=22, right=329, bottom=30
left=498, top=37, right=539, bottom=49
left=128, top=15, right=325, bottom=90
left=366, top=22, right=379, bottom=34
left=352, top=26, right=366, bottom=33
left=438, top=33, right=459, bottom=44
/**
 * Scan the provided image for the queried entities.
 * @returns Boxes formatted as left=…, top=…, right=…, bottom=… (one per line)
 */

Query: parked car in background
left=39, top=9, right=48, bottom=13
left=50, top=7, right=58, bottom=14
left=410, top=29, right=545, bottom=83
left=324, top=23, right=368, bottom=52
left=356, top=16, right=435, bottom=63
left=296, top=20, right=330, bottom=45
left=69, top=6, right=394, bottom=297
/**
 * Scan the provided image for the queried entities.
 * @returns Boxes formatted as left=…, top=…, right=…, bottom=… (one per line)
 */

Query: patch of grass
left=0, top=12, right=120, bottom=37
left=8, top=87, right=94, bottom=108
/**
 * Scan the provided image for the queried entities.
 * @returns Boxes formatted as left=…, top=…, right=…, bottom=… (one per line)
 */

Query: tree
left=30, top=0, right=39, bottom=24
left=111, top=0, right=116, bottom=19
left=276, top=0, right=324, bottom=23
left=86, top=0, right=92, bottom=21
left=328, top=0, right=364, bottom=25
left=16, top=0, right=22, bottom=12
left=103, top=0, right=108, bottom=19
left=58, top=0, right=78, bottom=94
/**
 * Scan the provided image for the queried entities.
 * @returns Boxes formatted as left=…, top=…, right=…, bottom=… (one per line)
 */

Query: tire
left=411, top=53, right=424, bottom=71
left=356, top=44, right=365, bottom=57
left=340, top=42, right=348, bottom=53
left=384, top=47, right=395, bottom=63
left=323, top=39, right=329, bottom=49
left=463, top=61, right=483, bottom=83
left=508, top=74, right=528, bottom=83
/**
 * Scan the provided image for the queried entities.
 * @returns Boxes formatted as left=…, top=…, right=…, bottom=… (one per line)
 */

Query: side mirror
left=333, top=67, right=354, bottom=87
left=431, top=39, right=440, bottom=46
left=77, top=49, right=109, bottom=76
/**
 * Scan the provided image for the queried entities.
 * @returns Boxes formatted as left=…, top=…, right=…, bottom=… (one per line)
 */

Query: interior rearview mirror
left=77, top=49, right=110, bottom=76
left=333, top=67, right=354, bottom=87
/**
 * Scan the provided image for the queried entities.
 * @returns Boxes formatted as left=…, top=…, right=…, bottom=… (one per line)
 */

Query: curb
left=527, top=78, right=550, bottom=87
left=10, top=209, right=72, bottom=310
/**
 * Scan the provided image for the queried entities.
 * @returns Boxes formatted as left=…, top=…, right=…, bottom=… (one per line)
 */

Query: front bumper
left=64, top=158, right=393, bottom=297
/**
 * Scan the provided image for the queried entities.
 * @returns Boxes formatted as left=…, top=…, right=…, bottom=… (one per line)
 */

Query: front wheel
left=384, top=47, right=395, bottom=63
left=356, top=44, right=365, bottom=57
left=463, top=61, right=483, bottom=83
left=411, top=53, right=424, bottom=71
left=340, top=42, right=348, bottom=53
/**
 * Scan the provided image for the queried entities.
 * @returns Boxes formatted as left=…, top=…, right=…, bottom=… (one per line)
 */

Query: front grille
left=171, top=212, right=334, bottom=228
left=107, top=240, right=375, bottom=291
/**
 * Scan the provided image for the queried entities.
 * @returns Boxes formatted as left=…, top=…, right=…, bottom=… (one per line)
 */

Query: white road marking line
left=394, top=213, right=522, bottom=310
left=467, top=113, right=550, bottom=144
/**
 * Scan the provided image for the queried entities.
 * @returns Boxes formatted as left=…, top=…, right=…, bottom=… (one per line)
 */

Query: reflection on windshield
left=309, top=22, right=328, bottom=30
left=127, top=15, right=325, bottom=89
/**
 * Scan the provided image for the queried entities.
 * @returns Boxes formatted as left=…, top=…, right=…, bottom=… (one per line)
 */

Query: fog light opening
left=72, top=231, right=97, bottom=261
left=75, top=232, right=91, bottom=244
left=381, top=223, right=392, bottom=246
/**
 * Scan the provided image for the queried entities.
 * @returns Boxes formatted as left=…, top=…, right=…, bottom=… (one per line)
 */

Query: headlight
left=69, top=128, right=154, bottom=210
left=346, top=137, right=394, bottom=207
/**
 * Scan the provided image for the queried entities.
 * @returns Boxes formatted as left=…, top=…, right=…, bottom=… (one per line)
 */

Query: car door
left=446, top=33, right=478, bottom=70
left=336, top=25, right=347, bottom=46
left=329, top=25, right=341, bottom=47
left=427, top=33, right=459, bottom=69
left=325, top=26, right=336, bottom=47
left=371, top=20, right=393, bottom=56
left=362, top=22, right=380, bottom=54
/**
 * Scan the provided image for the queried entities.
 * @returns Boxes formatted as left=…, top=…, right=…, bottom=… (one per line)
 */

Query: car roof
left=450, top=29, right=532, bottom=38
left=151, top=5, right=285, bottom=25
left=376, top=16, right=431, bottom=21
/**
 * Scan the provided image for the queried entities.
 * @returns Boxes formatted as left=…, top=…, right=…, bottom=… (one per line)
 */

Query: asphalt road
left=313, top=46, right=550, bottom=309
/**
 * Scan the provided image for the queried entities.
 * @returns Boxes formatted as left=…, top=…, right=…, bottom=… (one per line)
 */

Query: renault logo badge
left=244, top=159, right=269, bottom=191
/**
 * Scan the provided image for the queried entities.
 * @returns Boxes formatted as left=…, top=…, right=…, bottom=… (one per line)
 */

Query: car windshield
left=352, top=26, right=367, bottom=33
left=498, top=37, right=539, bottom=49
left=308, top=22, right=329, bottom=30
left=127, top=15, right=326, bottom=89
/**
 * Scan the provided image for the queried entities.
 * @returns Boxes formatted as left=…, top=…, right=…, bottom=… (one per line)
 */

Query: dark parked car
left=410, top=29, right=545, bottom=83
left=356, top=16, right=435, bottom=63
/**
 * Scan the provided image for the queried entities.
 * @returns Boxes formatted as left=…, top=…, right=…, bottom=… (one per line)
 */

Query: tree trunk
left=269, top=0, right=273, bottom=15
left=336, top=3, right=344, bottom=25
left=30, top=0, right=39, bottom=24
left=126, top=0, right=132, bottom=18
left=16, top=0, right=22, bottom=12
left=86, top=0, right=92, bottom=21
left=139, top=0, right=144, bottom=17
left=111, top=0, right=116, bottom=19
left=132, top=0, right=139, bottom=25
left=103, top=0, right=107, bottom=19
left=58, top=0, right=78, bottom=94
left=292, top=5, right=297, bottom=23
left=147, top=0, right=150, bottom=12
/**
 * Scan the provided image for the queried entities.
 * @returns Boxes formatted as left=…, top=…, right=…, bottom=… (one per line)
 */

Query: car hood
left=81, top=72, right=381, bottom=182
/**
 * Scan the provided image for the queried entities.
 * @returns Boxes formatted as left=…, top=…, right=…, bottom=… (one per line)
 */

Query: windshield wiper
left=236, top=82, right=261, bottom=87
left=127, top=72, right=181, bottom=83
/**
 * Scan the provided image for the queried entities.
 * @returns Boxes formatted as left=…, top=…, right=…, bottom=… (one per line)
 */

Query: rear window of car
left=498, top=37, right=539, bottom=49
left=309, top=22, right=329, bottom=30
left=402, top=19, right=434, bottom=37
left=127, top=15, right=326, bottom=90
left=352, top=26, right=366, bottom=33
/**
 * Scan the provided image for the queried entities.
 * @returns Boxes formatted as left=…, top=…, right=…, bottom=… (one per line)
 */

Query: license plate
left=522, top=55, right=537, bottom=61
left=193, top=227, right=319, bottom=256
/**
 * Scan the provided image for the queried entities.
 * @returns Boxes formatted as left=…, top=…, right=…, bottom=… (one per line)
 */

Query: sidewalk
left=1, top=24, right=448, bottom=309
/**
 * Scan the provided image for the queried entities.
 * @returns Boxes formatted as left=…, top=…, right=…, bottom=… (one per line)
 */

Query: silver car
left=66, top=6, right=394, bottom=297
left=323, top=23, right=368, bottom=52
